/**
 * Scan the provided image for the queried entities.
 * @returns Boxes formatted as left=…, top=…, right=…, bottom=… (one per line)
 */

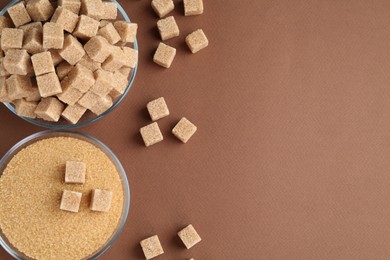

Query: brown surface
left=2, top=0, right=390, bottom=259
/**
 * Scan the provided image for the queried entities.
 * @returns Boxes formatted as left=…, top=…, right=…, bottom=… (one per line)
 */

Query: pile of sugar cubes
left=140, top=224, right=201, bottom=259
left=0, top=0, right=138, bottom=124
left=140, top=97, right=197, bottom=146
left=60, top=161, right=112, bottom=213
left=151, top=0, right=208, bottom=68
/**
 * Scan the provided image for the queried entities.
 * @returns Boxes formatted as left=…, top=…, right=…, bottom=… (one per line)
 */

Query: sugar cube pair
left=151, top=0, right=203, bottom=18
left=60, top=189, right=112, bottom=213
left=140, top=224, right=201, bottom=259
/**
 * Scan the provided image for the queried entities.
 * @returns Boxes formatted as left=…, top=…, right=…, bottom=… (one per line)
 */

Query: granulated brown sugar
left=0, top=137, right=124, bottom=260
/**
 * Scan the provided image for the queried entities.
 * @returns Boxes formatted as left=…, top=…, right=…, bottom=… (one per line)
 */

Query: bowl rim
left=1, top=0, right=139, bottom=130
left=0, top=130, right=131, bottom=260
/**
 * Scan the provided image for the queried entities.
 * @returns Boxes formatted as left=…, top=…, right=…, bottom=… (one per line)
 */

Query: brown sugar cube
left=99, top=19, right=110, bottom=28
left=60, top=190, right=82, bottom=212
left=1, top=28, right=23, bottom=50
left=98, top=23, right=120, bottom=45
left=6, top=75, right=32, bottom=100
left=25, top=84, right=41, bottom=102
left=58, top=0, right=81, bottom=14
left=14, top=99, right=38, bottom=118
left=84, top=35, right=111, bottom=63
left=26, top=0, right=54, bottom=22
left=23, top=28, right=44, bottom=54
left=0, top=77, right=11, bottom=103
left=61, top=103, right=86, bottom=124
left=51, top=7, right=79, bottom=33
left=36, top=71, right=62, bottom=97
left=140, top=235, right=164, bottom=260
left=77, top=54, right=100, bottom=71
left=140, top=122, right=163, bottom=147
left=67, top=63, right=95, bottom=92
left=77, top=90, right=99, bottom=109
left=101, top=46, right=125, bottom=72
left=151, top=0, right=174, bottom=18
left=153, top=42, right=176, bottom=68
left=109, top=70, right=128, bottom=98
left=0, top=58, right=10, bottom=77
left=113, top=21, right=137, bottom=43
left=49, top=49, right=64, bottom=65
left=118, top=66, right=131, bottom=77
left=65, top=161, right=86, bottom=184
left=147, top=97, right=169, bottom=121
left=183, top=0, right=203, bottom=16
left=172, top=117, right=197, bottom=143
left=43, top=22, right=64, bottom=49
left=58, top=34, right=85, bottom=65
left=57, top=77, right=83, bottom=104
left=56, top=61, right=73, bottom=79
left=73, top=15, right=99, bottom=40
left=157, top=16, right=179, bottom=41
left=177, top=224, right=201, bottom=249
left=122, top=47, right=137, bottom=69
left=80, top=0, right=103, bottom=20
left=90, top=94, right=112, bottom=115
left=90, top=69, right=114, bottom=96
left=35, top=97, right=64, bottom=121
left=3, top=49, right=32, bottom=75
left=31, top=51, right=55, bottom=75
left=0, top=16, right=13, bottom=35
left=90, top=189, right=112, bottom=212
left=7, top=2, right=31, bottom=27
left=185, top=29, right=208, bottom=54
left=20, top=21, right=43, bottom=34
left=101, top=1, right=117, bottom=20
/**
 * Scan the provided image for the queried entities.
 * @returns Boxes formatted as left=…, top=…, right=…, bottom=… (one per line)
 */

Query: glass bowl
left=0, top=130, right=130, bottom=259
left=0, top=0, right=138, bottom=129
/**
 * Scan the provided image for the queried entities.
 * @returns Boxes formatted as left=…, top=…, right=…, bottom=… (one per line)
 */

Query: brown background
left=2, top=0, right=390, bottom=259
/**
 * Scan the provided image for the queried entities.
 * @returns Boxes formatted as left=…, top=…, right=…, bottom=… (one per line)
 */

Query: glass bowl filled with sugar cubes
left=0, top=0, right=138, bottom=129
left=0, top=130, right=130, bottom=259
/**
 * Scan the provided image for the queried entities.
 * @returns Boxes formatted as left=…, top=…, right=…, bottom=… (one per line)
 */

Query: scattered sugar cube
left=0, top=16, right=12, bottom=35
left=109, top=70, right=128, bottom=98
left=80, top=0, right=103, bottom=20
left=118, top=66, right=131, bottom=77
left=90, top=189, right=112, bottom=212
left=172, top=117, right=197, bottom=143
left=23, top=28, right=44, bottom=54
left=25, top=84, right=41, bottom=102
left=60, top=190, right=82, bottom=213
left=151, top=0, right=174, bottom=18
left=35, top=97, right=64, bottom=121
left=43, top=22, right=64, bottom=49
left=61, top=103, right=86, bottom=124
left=65, top=161, right=86, bottom=184
left=147, top=97, right=169, bottom=121
left=73, top=15, right=99, bottom=40
left=0, top=77, right=11, bottom=103
left=140, top=235, right=164, bottom=260
left=7, top=2, right=32, bottom=27
left=177, top=224, right=201, bottom=249
left=26, top=0, right=54, bottom=22
left=20, top=21, right=43, bottom=34
left=98, top=23, right=120, bottom=45
left=101, top=46, right=126, bottom=72
left=77, top=54, right=101, bottom=71
left=90, top=69, right=114, bottom=96
left=57, top=77, right=83, bottom=104
left=185, top=29, right=208, bottom=53
left=113, top=21, right=137, bottom=43
left=51, top=6, right=79, bottom=33
left=58, top=0, right=81, bottom=14
left=31, top=51, right=55, bottom=76
left=1, top=28, right=24, bottom=50
left=157, top=16, right=179, bottom=41
left=101, top=1, right=117, bottom=20
left=153, top=42, right=176, bottom=68
left=183, top=0, right=203, bottom=16
left=36, top=71, right=62, bottom=97
left=84, top=35, right=111, bottom=63
left=67, top=63, right=95, bottom=92
left=14, top=99, right=38, bottom=118
left=140, top=122, right=163, bottom=147
left=90, top=94, right=112, bottom=115
left=6, top=75, right=32, bottom=100
left=56, top=61, right=73, bottom=79
left=3, top=49, right=32, bottom=75
left=122, top=47, right=137, bottom=69
left=58, top=34, right=85, bottom=65
left=78, top=90, right=99, bottom=109
left=49, top=49, right=64, bottom=65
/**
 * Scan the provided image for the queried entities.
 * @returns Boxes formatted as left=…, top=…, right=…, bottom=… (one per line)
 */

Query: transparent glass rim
left=1, top=0, right=138, bottom=129
left=0, top=130, right=131, bottom=260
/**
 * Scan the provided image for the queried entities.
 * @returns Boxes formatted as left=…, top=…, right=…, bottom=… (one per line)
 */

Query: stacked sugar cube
left=0, top=0, right=138, bottom=124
